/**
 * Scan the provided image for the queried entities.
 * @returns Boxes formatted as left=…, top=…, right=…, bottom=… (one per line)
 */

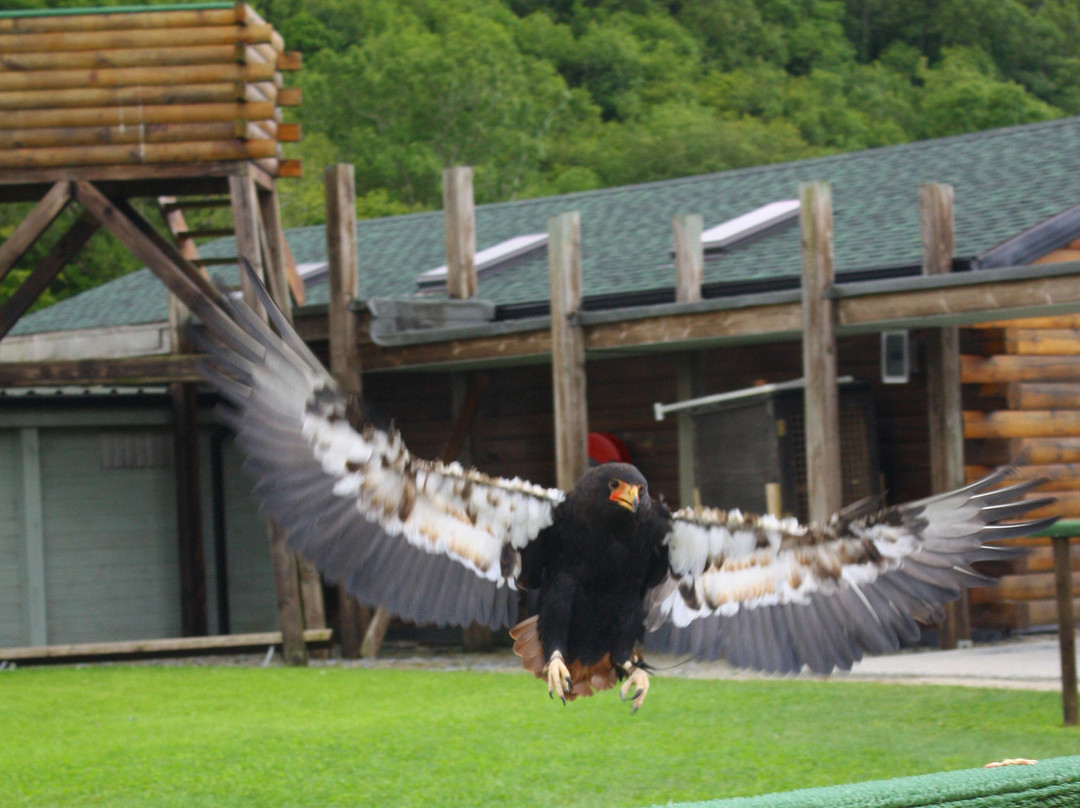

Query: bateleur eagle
left=194, top=268, right=1055, bottom=712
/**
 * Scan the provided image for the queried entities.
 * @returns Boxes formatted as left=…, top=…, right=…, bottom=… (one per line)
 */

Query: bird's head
left=577, top=462, right=649, bottom=515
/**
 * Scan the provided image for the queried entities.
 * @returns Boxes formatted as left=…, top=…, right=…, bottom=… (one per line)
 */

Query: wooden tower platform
left=0, top=2, right=323, bottom=665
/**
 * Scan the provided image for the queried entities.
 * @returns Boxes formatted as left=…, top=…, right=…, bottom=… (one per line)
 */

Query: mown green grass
left=2, top=665, right=1076, bottom=807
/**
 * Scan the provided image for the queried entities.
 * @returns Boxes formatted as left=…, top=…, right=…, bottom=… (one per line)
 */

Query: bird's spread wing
left=193, top=273, right=563, bottom=630
left=646, top=470, right=1055, bottom=674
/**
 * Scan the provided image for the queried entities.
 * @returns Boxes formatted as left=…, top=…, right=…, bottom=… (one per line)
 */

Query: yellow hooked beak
left=609, top=480, right=641, bottom=512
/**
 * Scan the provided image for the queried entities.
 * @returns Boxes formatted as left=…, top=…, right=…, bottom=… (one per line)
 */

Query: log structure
left=0, top=2, right=301, bottom=180
left=964, top=308, right=1080, bottom=631
left=0, top=3, right=319, bottom=664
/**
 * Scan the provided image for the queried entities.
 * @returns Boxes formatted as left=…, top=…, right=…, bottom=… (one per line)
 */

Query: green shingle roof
left=13, top=115, right=1080, bottom=336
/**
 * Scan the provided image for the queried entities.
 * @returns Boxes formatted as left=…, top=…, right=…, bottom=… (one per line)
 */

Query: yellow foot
left=544, top=651, right=573, bottom=705
left=620, top=662, right=649, bottom=713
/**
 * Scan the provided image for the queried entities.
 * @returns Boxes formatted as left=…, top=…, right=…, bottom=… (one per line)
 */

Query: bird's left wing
left=192, top=274, right=563, bottom=631
left=645, top=471, right=1055, bottom=674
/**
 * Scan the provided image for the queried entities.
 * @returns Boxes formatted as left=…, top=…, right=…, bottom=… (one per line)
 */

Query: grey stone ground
left=50, top=632, right=1077, bottom=692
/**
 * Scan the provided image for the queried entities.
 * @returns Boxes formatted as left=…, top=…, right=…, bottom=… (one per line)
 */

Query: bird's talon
left=544, top=652, right=573, bottom=705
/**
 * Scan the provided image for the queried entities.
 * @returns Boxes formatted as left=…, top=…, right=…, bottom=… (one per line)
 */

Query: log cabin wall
left=962, top=311, right=1080, bottom=631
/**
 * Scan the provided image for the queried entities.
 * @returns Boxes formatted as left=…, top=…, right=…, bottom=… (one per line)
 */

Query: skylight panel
left=701, top=199, right=800, bottom=251
left=417, top=233, right=548, bottom=289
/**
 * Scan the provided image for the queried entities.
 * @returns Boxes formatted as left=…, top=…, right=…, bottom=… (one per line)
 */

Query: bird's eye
left=608, top=479, right=620, bottom=491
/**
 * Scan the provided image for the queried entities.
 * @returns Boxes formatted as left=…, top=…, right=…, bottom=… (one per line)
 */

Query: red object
left=588, top=432, right=631, bottom=465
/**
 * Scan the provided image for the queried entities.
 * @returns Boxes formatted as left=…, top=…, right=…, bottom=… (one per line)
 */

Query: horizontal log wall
left=0, top=3, right=300, bottom=179
left=962, top=310, right=1080, bottom=630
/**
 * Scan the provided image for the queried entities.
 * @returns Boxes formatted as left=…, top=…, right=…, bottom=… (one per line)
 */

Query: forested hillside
left=2, top=0, right=1079, bottom=307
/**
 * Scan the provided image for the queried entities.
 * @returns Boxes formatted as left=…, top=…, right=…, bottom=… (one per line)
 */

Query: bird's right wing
left=192, top=269, right=564, bottom=631
left=646, top=470, right=1055, bottom=674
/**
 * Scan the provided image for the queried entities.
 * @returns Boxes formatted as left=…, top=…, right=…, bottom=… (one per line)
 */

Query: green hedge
left=655, top=756, right=1080, bottom=808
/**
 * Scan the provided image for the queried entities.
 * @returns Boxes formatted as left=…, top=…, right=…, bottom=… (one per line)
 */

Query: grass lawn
left=2, top=664, right=1077, bottom=807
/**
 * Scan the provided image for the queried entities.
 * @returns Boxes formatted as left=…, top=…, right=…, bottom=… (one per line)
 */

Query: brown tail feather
left=509, top=616, right=618, bottom=701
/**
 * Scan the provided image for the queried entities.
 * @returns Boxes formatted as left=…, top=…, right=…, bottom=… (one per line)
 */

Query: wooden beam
left=962, top=355, right=1080, bottom=383
left=257, top=184, right=303, bottom=310
left=799, top=182, right=841, bottom=522
left=0, top=355, right=203, bottom=387
left=0, top=211, right=99, bottom=341
left=0, top=122, right=244, bottom=150
left=673, top=213, right=703, bottom=304
left=0, top=139, right=277, bottom=170
left=0, top=7, right=243, bottom=35
left=0, top=629, right=333, bottom=664
left=0, top=62, right=276, bottom=93
left=1054, top=534, right=1079, bottom=725
left=920, top=182, right=967, bottom=649
left=325, top=164, right=362, bottom=391
left=964, top=410, right=1080, bottom=439
left=0, top=101, right=275, bottom=131
left=267, top=521, right=307, bottom=666
left=0, top=181, right=71, bottom=282
left=0, top=43, right=255, bottom=72
left=443, top=166, right=476, bottom=299
left=229, top=173, right=265, bottom=314
left=0, top=24, right=277, bottom=55
left=19, top=428, right=47, bottom=647
left=549, top=211, right=589, bottom=490
left=325, top=163, right=368, bottom=658
left=171, top=382, right=208, bottom=637
left=0, top=81, right=262, bottom=111
left=277, top=86, right=301, bottom=106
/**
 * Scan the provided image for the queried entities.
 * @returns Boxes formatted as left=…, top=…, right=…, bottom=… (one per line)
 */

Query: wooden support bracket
left=0, top=180, right=71, bottom=282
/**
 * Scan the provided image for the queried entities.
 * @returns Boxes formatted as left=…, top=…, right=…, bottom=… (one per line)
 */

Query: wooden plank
left=0, top=355, right=203, bottom=387
left=0, top=101, right=276, bottom=130
left=0, top=83, right=254, bottom=111
left=0, top=629, right=333, bottom=664
left=1054, top=535, right=1079, bottom=725
left=19, top=428, right=46, bottom=647
left=961, top=354, right=1080, bottom=383
left=799, top=181, right=841, bottom=522
left=0, top=24, right=276, bottom=55
left=974, top=597, right=1080, bottom=630
left=0, top=139, right=277, bottom=170
left=673, top=213, right=703, bottom=304
left=1006, top=329, right=1080, bottom=355
left=1000, top=570, right=1080, bottom=601
left=1011, top=382, right=1080, bottom=410
left=0, top=7, right=242, bottom=35
left=0, top=211, right=99, bottom=341
left=966, top=463, right=1080, bottom=491
left=443, top=166, right=476, bottom=299
left=0, top=43, right=248, bottom=72
left=835, top=273, right=1080, bottom=329
left=975, top=314, right=1080, bottom=330
left=964, top=410, right=1080, bottom=439
left=549, top=211, right=589, bottom=490
left=267, top=520, right=307, bottom=666
left=0, top=121, right=245, bottom=150
left=0, top=180, right=71, bottom=281
left=170, top=382, right=208, bottom=637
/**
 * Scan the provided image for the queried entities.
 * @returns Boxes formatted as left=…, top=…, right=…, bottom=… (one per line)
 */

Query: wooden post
left=673, top=213, right=703, bottom=304
left=228, top=172, right=266, bottom=318
left=548, top=211, right=589, bottom=491
left=170, top=381, right=208, bottom=637
left=921, top=182, right=969, bottom=648
left=325, top=163, right=368, bottom=659
left=230, top=172, right=307, bottom=665
left=443, top=166, right=476, bottom=300
left=1053, top=533, right=1079, bottom=725
left=799, top=182, right=842, bottom=523
left=676, top=353, right=702, bottom=508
